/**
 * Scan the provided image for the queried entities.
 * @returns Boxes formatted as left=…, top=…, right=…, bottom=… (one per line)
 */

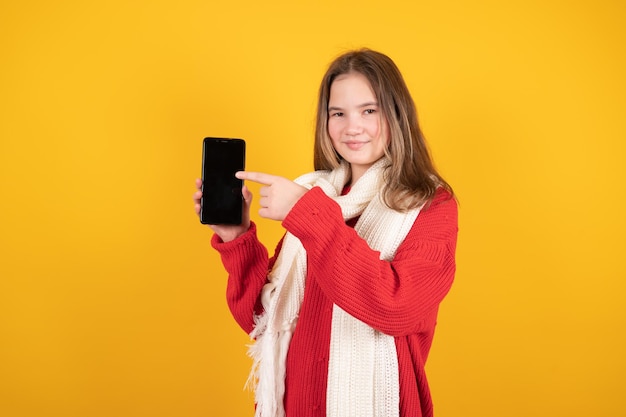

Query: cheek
left=365, top=118, right=382, bottom=140
left=327, top=119, right=340, bottom=141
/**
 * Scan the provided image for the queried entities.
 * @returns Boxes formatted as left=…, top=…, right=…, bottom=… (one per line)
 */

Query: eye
left=330, top=111, right=344, bottom=117
left=364, top=108, right=376, bottom=115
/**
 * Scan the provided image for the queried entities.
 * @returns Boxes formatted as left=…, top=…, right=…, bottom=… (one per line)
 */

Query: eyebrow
left=328, top=101, right=379, bottom=112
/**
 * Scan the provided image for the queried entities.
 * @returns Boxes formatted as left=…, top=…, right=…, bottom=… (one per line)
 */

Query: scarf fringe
left=247, top=311, right=296, bottom=417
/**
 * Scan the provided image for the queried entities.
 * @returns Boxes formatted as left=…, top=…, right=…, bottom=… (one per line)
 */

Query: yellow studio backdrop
left=1, top=0, right=624, bottom=416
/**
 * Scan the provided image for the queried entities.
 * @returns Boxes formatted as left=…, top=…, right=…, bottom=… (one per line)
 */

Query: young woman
left=194, top=48, right=458, bottom=417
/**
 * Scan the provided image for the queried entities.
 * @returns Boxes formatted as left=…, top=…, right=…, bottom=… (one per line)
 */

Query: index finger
left=236, top=171, right=279, bottom=185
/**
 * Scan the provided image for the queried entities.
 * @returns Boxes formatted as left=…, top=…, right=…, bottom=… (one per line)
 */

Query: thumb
left=241, top=185, right=253, bottom=226
left=242, top=185, right=253, bottom=205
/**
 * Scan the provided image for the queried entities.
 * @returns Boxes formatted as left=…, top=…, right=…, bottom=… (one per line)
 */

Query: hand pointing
left=236, top=171, right=308, bottom=221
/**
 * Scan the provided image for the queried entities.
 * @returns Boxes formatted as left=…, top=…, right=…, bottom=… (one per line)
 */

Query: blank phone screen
left=200, top=138, right=245, bottom=225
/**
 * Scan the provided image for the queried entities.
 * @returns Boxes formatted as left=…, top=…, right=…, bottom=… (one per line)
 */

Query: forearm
left=283, top=188, right=458, bottom=335
left=211, top=222, right=270, bottom=333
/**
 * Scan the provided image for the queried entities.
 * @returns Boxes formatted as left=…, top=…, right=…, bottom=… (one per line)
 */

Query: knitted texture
left=212, top=171, right=458, bottom=417
left=247, top=159, right=419, bottom=417
left=325, top=168, right=420, bottom=417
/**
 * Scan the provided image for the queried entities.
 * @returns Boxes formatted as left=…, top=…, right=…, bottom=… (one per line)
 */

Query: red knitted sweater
left=211, top=186, right=458, bottom=417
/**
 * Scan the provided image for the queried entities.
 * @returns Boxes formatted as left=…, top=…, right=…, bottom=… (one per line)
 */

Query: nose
left=345, top=114, right=363, bottom=136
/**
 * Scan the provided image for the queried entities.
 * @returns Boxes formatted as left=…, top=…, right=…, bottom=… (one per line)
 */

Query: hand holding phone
left=200, top=137, right=246, bottom=225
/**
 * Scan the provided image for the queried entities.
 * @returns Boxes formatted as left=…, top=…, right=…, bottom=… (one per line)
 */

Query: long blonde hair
left=314, top=48, right=454, bottom=210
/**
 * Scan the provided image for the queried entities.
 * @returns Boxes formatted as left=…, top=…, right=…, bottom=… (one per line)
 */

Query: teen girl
left=194, top=48, right=458, bottom=417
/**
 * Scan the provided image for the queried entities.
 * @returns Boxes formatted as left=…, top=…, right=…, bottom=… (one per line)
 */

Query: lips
left=344, top=141, right=367, bottom=150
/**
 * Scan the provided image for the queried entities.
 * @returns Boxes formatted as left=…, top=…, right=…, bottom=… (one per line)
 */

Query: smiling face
left=327, top=72, right=390, bottom=185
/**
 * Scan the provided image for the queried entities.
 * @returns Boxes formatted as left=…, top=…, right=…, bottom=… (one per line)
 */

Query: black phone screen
left=200, top=137, right=246, bottom=225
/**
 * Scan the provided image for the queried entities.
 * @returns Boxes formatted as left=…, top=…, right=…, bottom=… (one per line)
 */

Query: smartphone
left=200, top=137, right=246, bottom=225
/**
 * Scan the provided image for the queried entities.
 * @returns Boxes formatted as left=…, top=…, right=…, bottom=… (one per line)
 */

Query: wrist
left=210, top=222, right=251, bottom=243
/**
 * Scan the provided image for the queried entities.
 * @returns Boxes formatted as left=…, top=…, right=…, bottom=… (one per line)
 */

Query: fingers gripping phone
left=200, top=137, right=246, bottom=225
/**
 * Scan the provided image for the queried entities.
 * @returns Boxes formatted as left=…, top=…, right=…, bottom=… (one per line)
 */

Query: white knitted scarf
left=247, top=158, right=422, bottom=417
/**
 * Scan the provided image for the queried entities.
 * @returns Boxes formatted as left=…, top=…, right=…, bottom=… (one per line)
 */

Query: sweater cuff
left=211, top=221, right=261, bottom=257
left=282, top=187, right=344, bottom=241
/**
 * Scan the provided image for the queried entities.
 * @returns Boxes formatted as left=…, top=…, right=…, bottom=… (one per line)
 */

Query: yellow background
left=1, top=1, right=624, bottom=416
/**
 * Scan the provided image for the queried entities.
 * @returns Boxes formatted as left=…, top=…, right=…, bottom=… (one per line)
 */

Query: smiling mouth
left=345, top=141, right=367, bottom=150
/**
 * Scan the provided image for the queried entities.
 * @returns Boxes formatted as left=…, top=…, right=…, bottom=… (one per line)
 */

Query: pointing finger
left=236, top=171, right=279, bottom=186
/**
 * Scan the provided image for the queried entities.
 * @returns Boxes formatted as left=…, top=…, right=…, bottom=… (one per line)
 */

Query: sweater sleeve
left=211, top=222, right=281, bottom=334
left=282, top=187, right=458, bottom=336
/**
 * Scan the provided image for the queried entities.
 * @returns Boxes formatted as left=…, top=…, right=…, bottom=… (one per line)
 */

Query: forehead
left=329, top=72, right=376, bottom=101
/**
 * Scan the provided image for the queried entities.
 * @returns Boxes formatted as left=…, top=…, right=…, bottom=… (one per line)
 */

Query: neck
left=349, top=166, right=366, bottom=187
